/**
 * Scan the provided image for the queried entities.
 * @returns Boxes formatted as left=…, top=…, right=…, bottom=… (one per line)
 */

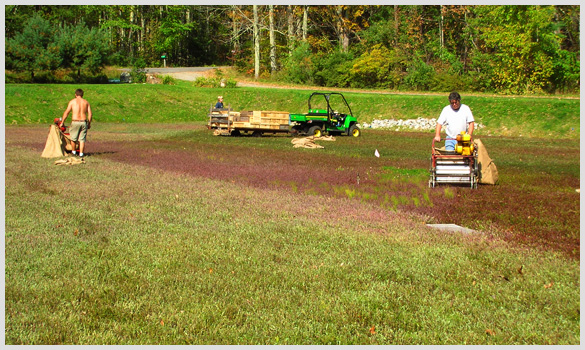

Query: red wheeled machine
left=53, top=117, right=79, bottom=152
left=54, top=118, right=67, bottom=134
left=429, top=132, right=478, bottom=189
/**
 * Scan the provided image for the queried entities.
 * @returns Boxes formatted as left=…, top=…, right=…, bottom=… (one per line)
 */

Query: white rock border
left=359, top=118, right=484, bottom=131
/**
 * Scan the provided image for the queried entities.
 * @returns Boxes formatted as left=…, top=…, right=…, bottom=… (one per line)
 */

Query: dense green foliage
left=58, top=20, right=110, bottom=80
left=4, top=4, right=580, bottom=93
left=6, top=14, right=110, bottom=82
left=5, top=14, right=62, bottom=81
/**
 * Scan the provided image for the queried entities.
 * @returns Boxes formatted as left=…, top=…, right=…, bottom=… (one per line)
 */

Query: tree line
left=5, top=5, right=580, bottom=94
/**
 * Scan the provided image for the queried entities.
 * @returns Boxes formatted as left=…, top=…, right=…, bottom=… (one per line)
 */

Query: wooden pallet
left=208, top=108, right=290, bottom=134
left=207, top=106, right=233, bottom=129
left=233, top=111, right=289, bottom=129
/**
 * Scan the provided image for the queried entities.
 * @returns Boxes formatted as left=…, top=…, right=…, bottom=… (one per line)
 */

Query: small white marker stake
left=374, top=149, right=380, bottom=158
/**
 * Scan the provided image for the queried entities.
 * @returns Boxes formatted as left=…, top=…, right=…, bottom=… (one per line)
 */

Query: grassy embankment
left=4, top=82, right=580, bottom=344
left=4, top=80, right=580, bottom=139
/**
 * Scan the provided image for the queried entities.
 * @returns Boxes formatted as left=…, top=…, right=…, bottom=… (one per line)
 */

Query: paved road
left=145, top=67, right=230, bottom=74
left=126, top=66, right=265, bottom=87
left=119, top=66, right=229, bottom=81
left=120, top=67, right=228, bottom=73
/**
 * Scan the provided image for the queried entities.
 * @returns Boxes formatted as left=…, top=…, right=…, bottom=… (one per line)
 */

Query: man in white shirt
left=434, top=92, right=475, bottom=151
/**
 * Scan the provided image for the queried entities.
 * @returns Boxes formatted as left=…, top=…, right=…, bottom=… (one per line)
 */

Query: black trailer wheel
left=308, top=126, right=322, bottom=138
left=231, top=129, right=241, bottom=136
left=252, top=130, right=263, bottom=137
left=349, top=124, right=361, bottom=137
left=291, top=126, right=302, bottom=135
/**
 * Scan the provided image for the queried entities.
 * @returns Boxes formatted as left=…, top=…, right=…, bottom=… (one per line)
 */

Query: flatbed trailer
left=207, top=107, right=290, bottom=136
left=207, top=92, right=360, bottom=137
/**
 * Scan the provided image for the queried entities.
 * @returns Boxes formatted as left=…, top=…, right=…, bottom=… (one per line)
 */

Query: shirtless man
left=61, top=89, right=92, bottom=157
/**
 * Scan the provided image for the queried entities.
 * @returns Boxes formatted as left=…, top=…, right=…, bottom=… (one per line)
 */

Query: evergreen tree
left=5, top=14, right=61, bottom=81
left=56, top=21, right=110, bottom=81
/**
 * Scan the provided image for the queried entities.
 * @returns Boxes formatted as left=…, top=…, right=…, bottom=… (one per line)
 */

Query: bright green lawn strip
left=4, top=82, right=580, bottom=138
left=5, top=146, right=579, bottom=345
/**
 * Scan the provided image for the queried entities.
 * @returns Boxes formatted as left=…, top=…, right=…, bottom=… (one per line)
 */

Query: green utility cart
left=290, top=92, right=361, bottom=137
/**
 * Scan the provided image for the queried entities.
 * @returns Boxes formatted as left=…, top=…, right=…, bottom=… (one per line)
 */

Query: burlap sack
left=291, top=136, right=336, bottom=149
left=41, top=125, right=68, bottom=158
left=54, top=157, right=85, bottom=165
left=292, top=136, right=324, bottom=149
left=475, top=138, right=498, bottom=185
left=41, top=125, right=80, bottom=158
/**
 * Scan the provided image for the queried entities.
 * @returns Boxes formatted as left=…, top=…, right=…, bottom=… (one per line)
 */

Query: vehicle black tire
left=349, top=124, right=361, bottom=137
left=252, top=130, right=263, bottom=137
left=231, top=129, right=241, bottom=137
left=308, top=126, right=322, bottom=138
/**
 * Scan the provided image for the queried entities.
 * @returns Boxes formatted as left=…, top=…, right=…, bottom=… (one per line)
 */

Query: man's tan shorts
left=69, top=121, right=88, bottom=142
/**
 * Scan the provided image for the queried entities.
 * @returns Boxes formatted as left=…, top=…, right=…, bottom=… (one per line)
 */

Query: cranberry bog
left=5, top=121, right=579, bottom=344
left=13, top=122, right=578, bottom=258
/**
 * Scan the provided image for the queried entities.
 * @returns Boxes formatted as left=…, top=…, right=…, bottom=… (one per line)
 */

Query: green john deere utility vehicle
left=289, top=92, right=361, bottom=137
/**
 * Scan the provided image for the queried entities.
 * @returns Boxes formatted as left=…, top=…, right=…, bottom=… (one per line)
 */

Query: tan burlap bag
left=54, top=157, right=85, bottom=165
left=41, top=125, right=80, bottom=158
left=292, top=137, right=324, bottom=149
left=291, top=135, right=336, bottom=149
left=41, top=125, right=68, bottom=158
left=475, top=138, right=498, bottom=185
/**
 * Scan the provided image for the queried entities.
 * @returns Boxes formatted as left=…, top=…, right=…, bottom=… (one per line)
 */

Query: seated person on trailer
left=215, top=95, right=224, bottom=109
left=433, top=91, right=475, bottom=151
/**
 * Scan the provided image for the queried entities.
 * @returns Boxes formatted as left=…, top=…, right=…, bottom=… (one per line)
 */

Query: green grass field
left=4, top=82, right=580, bottom=345
left=4, top=81, right=580, bottom=139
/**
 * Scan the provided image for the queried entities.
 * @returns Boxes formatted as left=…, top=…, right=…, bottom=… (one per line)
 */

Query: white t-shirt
left=437, top=104, right=474, bottom=139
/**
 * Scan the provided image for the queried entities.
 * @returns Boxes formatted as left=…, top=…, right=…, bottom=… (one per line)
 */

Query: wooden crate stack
left=232, top=111, right=290, bottom=130
left=208, top=107, right=232, bottom=128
